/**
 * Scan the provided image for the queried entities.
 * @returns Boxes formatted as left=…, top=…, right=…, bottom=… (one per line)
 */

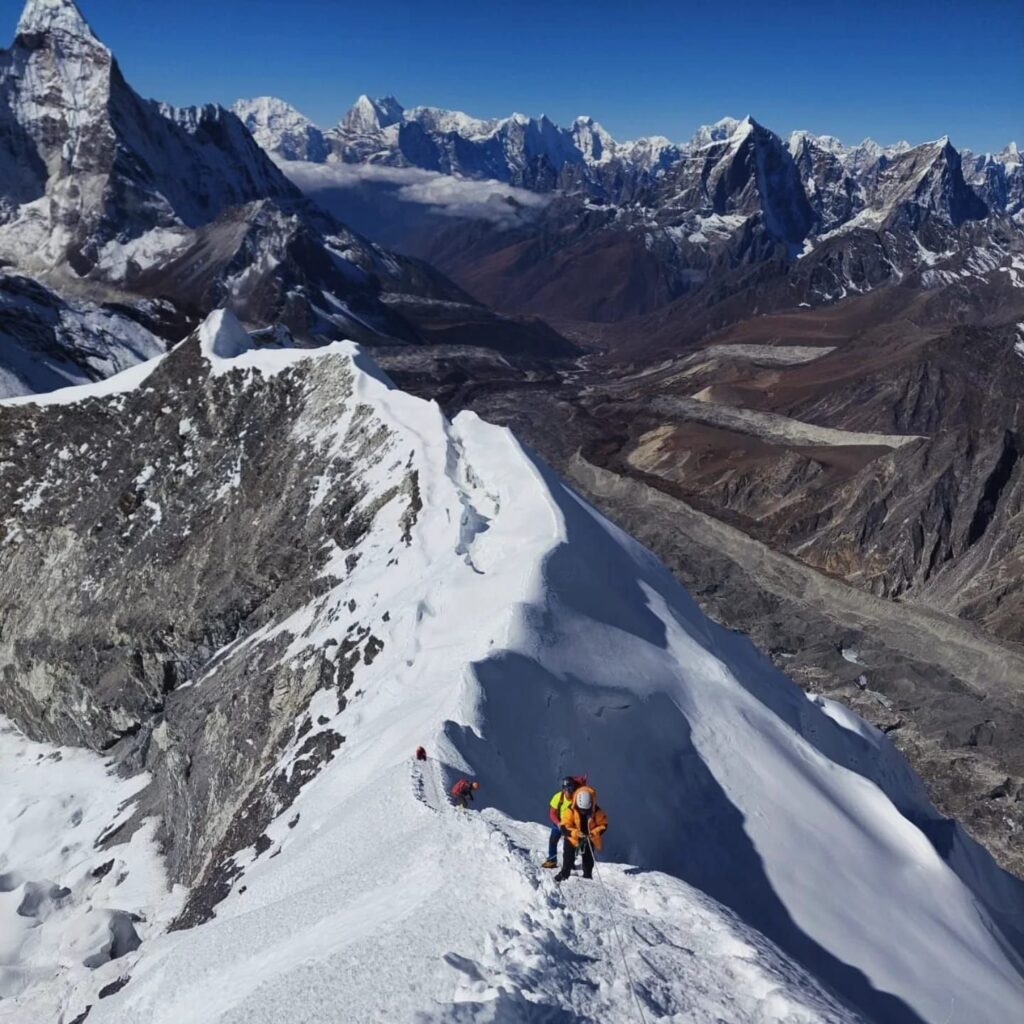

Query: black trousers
left=557, top=837, right=594, bottom=879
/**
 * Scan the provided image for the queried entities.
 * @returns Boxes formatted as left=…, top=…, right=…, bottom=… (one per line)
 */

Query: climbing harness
left=585, top=837, right=649, bottom=1024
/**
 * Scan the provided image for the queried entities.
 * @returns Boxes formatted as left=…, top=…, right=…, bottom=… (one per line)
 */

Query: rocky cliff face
left=0, top=312, right=421, bottom=912
left=0, top=0, right=297, bottom=275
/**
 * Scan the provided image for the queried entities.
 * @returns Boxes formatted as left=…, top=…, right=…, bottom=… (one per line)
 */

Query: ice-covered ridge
left=5, top=311, right=1024, bottom=1021
left=0, top=353, right=163, bottom=407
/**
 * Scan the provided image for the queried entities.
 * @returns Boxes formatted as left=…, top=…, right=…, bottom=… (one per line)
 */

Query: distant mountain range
left=236, top=94, right=1023, bottom=326
left=235, top=93, right=1022, bottom=219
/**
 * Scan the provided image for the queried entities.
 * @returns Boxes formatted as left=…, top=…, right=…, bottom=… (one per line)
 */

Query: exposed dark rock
left=97, top=977, right=130, bottom=999
left=90, top=860, right=114, bottom=880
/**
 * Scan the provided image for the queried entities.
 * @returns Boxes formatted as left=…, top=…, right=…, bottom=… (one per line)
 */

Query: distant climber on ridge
left=415, top=746, right=427, bottom=761
left=554, top=783, right=607, bottom=882
left=542, top=775, right=586, bottom=868
left=450, top=777, right=479, bottom=809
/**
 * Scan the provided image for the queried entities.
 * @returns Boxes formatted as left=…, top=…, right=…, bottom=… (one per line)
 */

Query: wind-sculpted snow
left=1, top=310, right=1022, bottom=1022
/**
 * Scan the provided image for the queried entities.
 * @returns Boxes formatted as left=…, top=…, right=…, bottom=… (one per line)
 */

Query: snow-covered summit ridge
left=232, top=96, right=329, bottom=162
left=341, top=93, right=404, bottom=133
left=3, top=310, right=1024, bottom=1020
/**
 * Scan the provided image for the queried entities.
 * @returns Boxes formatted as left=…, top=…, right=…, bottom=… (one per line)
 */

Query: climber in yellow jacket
left=542, top=775, right=586, bottom=868
left=554, top=784, right=608, bottom=882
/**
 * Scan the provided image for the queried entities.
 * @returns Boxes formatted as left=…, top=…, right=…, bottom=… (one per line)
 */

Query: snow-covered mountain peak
left=15, top=0, right=97, bottom=41
left=732, top=114, right=756, bottom=142
left=232, top=96, right=328, bottom=162
left=340, top=93, right=404, bottom=133
left=789, top=130, right=848, bottom=157
left=233, top=95, right=316, bottom=127
left=690, top=115, right=743, bottom=148
left=570, top=115, right=617, bottom=164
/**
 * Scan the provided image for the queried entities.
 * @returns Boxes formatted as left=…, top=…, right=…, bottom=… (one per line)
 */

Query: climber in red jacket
left=450, top=777, right=479, bottom=809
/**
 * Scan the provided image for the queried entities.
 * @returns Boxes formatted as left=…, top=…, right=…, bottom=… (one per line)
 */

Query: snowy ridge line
left=0, top=309, right=352, bottom=411
left=0, top=354, right=164, bottom=408
left=404, top=755, right=856, bottom=1023
left=5, top=309, right=1023, bottom=1022
left=102, top=314, right=1024, bottom=1020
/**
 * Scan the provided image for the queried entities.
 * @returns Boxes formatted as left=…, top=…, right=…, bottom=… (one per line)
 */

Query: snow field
left=0, top=719, right=184, bottom=1023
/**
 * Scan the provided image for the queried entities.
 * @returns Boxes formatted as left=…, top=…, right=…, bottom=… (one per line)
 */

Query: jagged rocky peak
left=15, top=0, right=96, bottom=39
left=0, top=0, right=462, bottom=360
left=870, top=135, right=989, bottom=228
left=667, top=114, right=813, bottom=245
left=1000, top=140, right=1020, bottom=166
left=570, top=115, right=617, bottom=164
left=0, top=0, right=306, bottom=276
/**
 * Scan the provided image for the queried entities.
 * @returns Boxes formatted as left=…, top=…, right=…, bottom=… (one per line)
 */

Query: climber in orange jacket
left=554, top=784, right=608, bottom=882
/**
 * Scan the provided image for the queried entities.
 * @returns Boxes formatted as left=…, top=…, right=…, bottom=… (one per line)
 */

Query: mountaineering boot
left=582, top=872, right=593, bottom=880
left=554, top=870, right=569, bottom=882
left=541, top=858, right=558, bottom=869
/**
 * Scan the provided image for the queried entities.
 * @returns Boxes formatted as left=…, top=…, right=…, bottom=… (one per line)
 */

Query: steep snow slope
left=2, top=314, right=1023, bottom=1023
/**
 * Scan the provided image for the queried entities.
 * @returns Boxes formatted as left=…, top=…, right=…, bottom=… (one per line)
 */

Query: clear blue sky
left=7, top=0, right=1022, bottom=152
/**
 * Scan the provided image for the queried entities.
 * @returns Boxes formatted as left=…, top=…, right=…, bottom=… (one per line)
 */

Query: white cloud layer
left=278, top=159, right=551, bottom=226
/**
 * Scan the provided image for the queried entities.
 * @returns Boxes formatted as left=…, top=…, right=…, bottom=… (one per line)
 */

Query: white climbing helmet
left=575, top=789, right=593, bottom=810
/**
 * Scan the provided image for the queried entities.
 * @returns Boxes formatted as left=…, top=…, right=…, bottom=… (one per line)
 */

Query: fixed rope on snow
left=584, top=836, right=650, bottom=1024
